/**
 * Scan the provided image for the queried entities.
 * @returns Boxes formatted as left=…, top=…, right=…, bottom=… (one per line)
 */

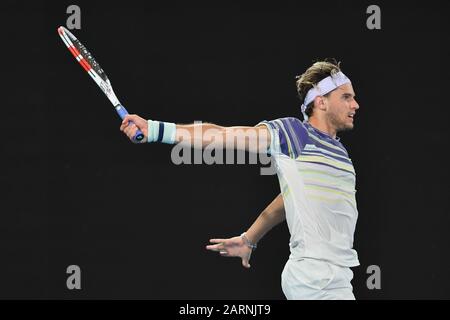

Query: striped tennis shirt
left=258, top=117, right=360, bottom=267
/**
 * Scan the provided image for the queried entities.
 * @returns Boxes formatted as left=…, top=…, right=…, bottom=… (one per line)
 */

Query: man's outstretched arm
left=206, top=193, right=286, bottom=268
left=119, top=114, right=271, bottom=153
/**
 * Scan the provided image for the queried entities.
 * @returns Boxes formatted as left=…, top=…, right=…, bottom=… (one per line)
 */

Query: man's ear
left=314, top=96, right=327, bottom=111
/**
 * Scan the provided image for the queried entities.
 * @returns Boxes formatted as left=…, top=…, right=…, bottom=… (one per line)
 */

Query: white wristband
left=147, top=120, right=176, bottom=144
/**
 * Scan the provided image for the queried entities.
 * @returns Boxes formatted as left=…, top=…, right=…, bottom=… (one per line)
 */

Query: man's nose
left=353, top=100, right=360, bottom=110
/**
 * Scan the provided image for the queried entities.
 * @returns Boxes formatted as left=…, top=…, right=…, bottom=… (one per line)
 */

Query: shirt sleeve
left=256, top=117, right=307, bottom=159
left=256, top=120, right=281, bottom=155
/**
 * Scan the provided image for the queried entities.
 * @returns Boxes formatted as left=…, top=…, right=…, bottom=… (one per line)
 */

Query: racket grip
left=115, top=104, right=145, bottom=143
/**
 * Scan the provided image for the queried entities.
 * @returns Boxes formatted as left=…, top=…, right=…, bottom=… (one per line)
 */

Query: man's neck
left=308, top=117, right=337, bottom=139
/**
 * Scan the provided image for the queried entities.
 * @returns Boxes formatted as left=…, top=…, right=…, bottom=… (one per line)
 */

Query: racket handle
left=115, top=104, right=145, bottom=143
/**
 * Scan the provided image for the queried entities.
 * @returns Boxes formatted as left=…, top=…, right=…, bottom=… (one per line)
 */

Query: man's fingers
left=242, top=251, right=252, bottom=269
left=205, top=242, right=229, bottom=255
left=120, top=120, right=133, bottom=131
left=121, top=116, right=139, bottom=132
left=209, top=239, right=226, bottom=244
left=121, top=117, right=129, bottom=129
left=242, top=257, right=251, bottom=268
left=206, top=244, right=223, bottom=251
left=122, top=114, right=136, bottom=125
left=124, top=124, right=137, bottom=138
left=128, top=124, right=137, bottom=132
left=207, top=239, right=228, bottom=251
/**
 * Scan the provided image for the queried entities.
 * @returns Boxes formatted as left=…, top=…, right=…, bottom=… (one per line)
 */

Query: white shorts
left=281, top=258, right=355, bottom=300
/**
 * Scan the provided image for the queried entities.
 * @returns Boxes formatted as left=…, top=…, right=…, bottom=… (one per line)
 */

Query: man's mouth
left=348, top=112, right=355, bottom=120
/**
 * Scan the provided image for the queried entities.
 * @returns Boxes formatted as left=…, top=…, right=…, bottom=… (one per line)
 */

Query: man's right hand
left=206, top=236, right=253, bottom=268
left=120, top=114, right=148, bottom=142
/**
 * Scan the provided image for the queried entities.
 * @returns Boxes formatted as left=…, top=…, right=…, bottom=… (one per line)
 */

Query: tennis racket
left=57, top=26, right=144, bottom=142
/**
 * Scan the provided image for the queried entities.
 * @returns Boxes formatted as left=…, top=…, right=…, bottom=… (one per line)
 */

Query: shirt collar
left=303, top=121, right=341, bottom=142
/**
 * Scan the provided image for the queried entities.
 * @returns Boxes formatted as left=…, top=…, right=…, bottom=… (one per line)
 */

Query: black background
left=1, top=0, right=449, bottom=299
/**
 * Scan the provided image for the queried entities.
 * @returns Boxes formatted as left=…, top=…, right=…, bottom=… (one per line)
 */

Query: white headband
left=301, top=71, right=351, bottom=120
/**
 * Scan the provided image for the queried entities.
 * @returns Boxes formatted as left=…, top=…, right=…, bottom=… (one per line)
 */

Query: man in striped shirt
left=120, top=60, right=360, bottom=299
left=206, top=60, right=361, bottom=300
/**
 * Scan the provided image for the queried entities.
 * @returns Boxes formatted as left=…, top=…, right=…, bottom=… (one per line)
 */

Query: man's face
left=323, top=83, right=359, bottom=132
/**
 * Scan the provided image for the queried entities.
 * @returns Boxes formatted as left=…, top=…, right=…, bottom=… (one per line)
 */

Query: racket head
left=58, top=26, right=119, bottom=105
left=58, top=26, right=108, bottom=81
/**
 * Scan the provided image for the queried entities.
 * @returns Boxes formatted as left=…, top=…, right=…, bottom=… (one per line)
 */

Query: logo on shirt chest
left=304, top=144, right=320, bottom=151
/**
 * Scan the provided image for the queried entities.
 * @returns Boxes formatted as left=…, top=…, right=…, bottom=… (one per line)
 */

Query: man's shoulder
left=277, top=116, right=304, bottom=125
left=263, top=117, right=309, bottom=158
left=266, top=117, right=307, bottom=131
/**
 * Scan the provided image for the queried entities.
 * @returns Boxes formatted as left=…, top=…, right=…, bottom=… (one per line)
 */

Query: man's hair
left=295, top=58, right=342, bottom=118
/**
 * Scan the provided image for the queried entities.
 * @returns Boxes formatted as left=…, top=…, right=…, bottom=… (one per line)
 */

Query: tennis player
left=120, top=60, right=360, bottom=300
